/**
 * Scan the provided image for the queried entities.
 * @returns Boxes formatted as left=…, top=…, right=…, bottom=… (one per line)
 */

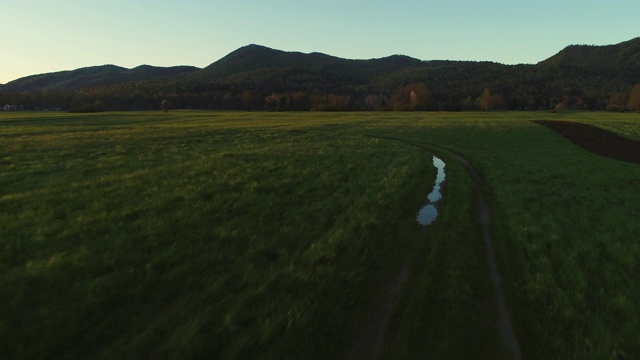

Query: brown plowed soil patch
left=534, top=120, right=640, bottom=165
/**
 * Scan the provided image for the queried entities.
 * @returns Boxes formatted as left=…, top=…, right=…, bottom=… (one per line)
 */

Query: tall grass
left=1, top=111, right=431, bottom=358
left=1, top=111, right=638, bottom=359
left=365, top=111, right=640, bottom=359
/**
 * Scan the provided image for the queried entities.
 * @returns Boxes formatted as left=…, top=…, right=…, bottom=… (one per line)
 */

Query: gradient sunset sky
left=1, top=0, right=638, bottom=84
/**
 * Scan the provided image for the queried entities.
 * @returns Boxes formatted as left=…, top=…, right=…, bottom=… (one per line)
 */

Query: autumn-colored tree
left=479, top=88, right=491, bottom=111
left=391, top=83, right=432, bottom=111
left=289, top=91, right=310, bottom=111
left=363, top=94, right=386, bottom=111
left=241, top=90, right=254, bottom=110
left=310, top=91, right=324, bottom=111
left=409, top=83, right=432, bottom=110
left=477, top=87, right=506, bottom=111
left=606, top=94, right=627, bottom=112
left=325, top=94, right=351, bottom=111
left=628, top=84, right=640, bottom=112
left=555, top=96, right=588, bottom=110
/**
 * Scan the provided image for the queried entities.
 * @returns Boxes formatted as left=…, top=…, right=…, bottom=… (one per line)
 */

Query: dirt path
left=347, top=141, right=522, bottom=359
left=534, top=120, right=640, bottom=165
left=438, top=148, right=523, bottom=360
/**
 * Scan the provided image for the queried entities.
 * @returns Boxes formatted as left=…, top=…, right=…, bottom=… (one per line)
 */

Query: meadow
left=1, top=110, right=638, bottom=359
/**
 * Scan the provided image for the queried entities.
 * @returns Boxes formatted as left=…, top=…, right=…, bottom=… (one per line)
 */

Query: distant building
left=3, top=104, right=24, bottom=111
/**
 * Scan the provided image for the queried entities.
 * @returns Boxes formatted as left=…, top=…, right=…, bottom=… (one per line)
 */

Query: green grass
left=370, top=111, right=640, bottom=359
left=1, top=111, right=432, bottom=358
left=1, top=111, right=639, bottom=359
left=380, top=150, right=512, bottom=360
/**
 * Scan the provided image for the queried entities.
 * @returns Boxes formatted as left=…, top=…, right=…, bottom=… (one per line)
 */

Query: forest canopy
left=1, top=39, right=640, bottom=112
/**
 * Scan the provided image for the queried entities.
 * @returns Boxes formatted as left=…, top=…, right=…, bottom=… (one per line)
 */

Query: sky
left=1, top=0, right=638, bottom=84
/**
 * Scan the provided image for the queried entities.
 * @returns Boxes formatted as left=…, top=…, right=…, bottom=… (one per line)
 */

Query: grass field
left=1, top=111, right=639, bottom=359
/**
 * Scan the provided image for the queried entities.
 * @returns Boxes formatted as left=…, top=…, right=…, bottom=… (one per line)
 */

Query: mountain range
left=1, top=38, right=639, bottom=111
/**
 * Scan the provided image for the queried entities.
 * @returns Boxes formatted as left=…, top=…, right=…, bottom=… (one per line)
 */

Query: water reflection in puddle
left=417, top=155, right=446, bottom=225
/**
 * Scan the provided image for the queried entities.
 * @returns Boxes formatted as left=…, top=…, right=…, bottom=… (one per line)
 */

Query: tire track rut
left=437, top=147, right=523, bottom=360
left=347, top=137, right=522, bottom=359
left=347, top=137, right=523, bottom=360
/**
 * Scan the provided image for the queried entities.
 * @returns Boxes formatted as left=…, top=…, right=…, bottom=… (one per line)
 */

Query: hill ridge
left=539, top=37, right=640, bottom=69
left=1, top=39, right=639, bottom=112
left=3, top=39, right=638, bottom=92
left=1, top=64, right=200, bottom=92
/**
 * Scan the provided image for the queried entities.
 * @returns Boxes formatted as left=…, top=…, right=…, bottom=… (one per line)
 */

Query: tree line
left=1, top=69, right=640, bottom=112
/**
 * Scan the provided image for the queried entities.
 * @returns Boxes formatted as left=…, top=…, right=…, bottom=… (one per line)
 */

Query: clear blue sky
left=1, top=0, right=638, bottom=84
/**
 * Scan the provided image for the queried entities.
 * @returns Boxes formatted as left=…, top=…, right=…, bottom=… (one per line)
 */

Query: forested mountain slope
left=1, top=38, right=639, bottom=111
left=1, top=65, right=200, bottom=93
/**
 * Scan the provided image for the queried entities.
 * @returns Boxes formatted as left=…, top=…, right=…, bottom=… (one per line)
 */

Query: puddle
left=417, top=155, right=446, bottom=225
